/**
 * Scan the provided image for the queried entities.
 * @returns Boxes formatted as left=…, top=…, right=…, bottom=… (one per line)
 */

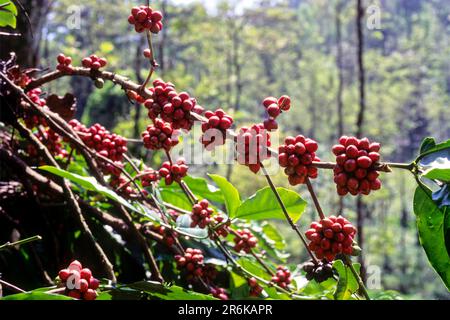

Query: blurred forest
left=2, top=0, right=450, bottom=299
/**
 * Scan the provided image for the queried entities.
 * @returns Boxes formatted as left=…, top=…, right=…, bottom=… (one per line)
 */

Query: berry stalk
left=259, top=162, right=319, bottom=264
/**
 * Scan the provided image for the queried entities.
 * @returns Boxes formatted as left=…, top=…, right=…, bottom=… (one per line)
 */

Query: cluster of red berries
left=262, top=95, right=291, bottom=131
left=142, top=118, right=179, bottom=151
left=69, top=120, right=128, bottom=174
left=23, top=88, right=48, bottom=128
left=140, top=168, right=159, bottom=187
left=211, top=214, right=230, bottom=238
left=37, top=128, right=68, bottom=158
left=248, top=277, right=263, bottom=297
left=158, top=158, right=188, bottom=185
left=305, top=215, right=356, bottom=262
left=210, top=287, right=229, bottom=300
left=81, top=55, right=107, bottom=70
left=271, top=266, right=292, bottom=289
left=175, top=248, right=204, bottom=282
left=58, top=260, right=99, bottom=300
left=128, top=5, right=163, bottom=34
left=236, top=124, right=271, bottom=173
left=201, top=108, right=233, bottom=149
left=202, top=264, right=218, bottom=283
left=145, top=79, right=204, bottom=131
left=233, top=229, right=258, bottom=253
left=332, top=136, right=382, bottom=196
left=56, top=54, right=74, bottom=73
left=190, top=199, right=213, bottom=229
left=278, top=135, right=320, bottom=185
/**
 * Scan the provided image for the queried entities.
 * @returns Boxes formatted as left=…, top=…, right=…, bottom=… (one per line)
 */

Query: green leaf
left=417, top=138, right=450, bottom=162
left=160, top=176, right=224, bottom=203
left=413, top=186, right=450, bottom=290
left=235, top=187, right=306, bottom=222
left=422, top=167, right=450, bottom=183
left=420, top=137, right=437, bottom=154
left=109, top=281, right=216, bottom=300
left=0, top=1, right=17, bottom=28
left=261, top=223, right=286, bottom=250
left=236, top=257, right=272, bottom=280
left=160, top=189, right=193, bottom=211
left=333, top=260, right=360, bottom=300
left=39, top=166, right=140, bottom=214
left=2, top=291, right=73, bottom=300
left=208, top=174, right=241, bottom=217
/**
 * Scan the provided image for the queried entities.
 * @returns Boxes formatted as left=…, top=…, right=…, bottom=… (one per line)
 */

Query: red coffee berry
left=233, top=229, right=258, bottom=253
left=201, top=108, right=233, bottom=150
left=175, top=248, right=204, bottom=282
left=143, top=222, right=177, bottom=247
left=128, top=5, right=163, bottom=34
left=143, top=48, right=152, bottom=59
left=67, top=290, right=81, bottom=299
left=278, top=135, right=320, bottom=185
left=142, top=118, right=179, bottom=151
left=81, top=54, right=107, bottom=70
left=271, top=266, right=292, bottom=289
left=190, top=199, right=213, bottom=229
left=158, top=158, right=188, bottom=185
left=56, top=53, right=74, bottom=73
left=261, top=95, right=291, bottom=131
left=144, top=79, right=203, bottom=131
left=210, top=287, right=228, bottom=300
left=236, top=124, right=271, bottom=173
left=332, top=136, right=382, bottom=196
left=69, top=120, right=128, bottom=176
left=211, top=214, right=230, bottom=238
left=140, top=168, right=159, bottom=187
left=305, top=215, right=356, bottom=262
left=58, top=261, right=98, bottom=300
left=59, top=269, right=70, bottom=281
left=248, top=277, right=263, bottom=297
left=83, top=289, right=98, bottom=301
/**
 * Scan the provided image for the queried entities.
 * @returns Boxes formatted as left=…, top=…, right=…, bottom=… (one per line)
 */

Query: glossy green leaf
left=333, top=260, right=360, bottom=300
left=422, top=167, right=450, bottom=183
left=235, top=187, right=306, bottom=222
left=208, top=174, right=241, bottom=217
left=413, top=186, right=450, bottom=290
left=160, top=176, right=224, bottom=203
left=1, top=291, right=73, bottom=300
left=39, top=165, right=139, bottom=214
left=0, top=1, right=17, bottom=28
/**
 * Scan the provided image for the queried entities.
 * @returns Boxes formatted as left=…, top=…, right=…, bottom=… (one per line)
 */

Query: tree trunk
left=355, top=0, right=367, bottom=284
left=1, top=0, right=52, bottom=67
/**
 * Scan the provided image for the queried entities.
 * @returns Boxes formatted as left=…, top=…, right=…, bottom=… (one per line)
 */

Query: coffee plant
left=0, top=2, right=449, bottom=301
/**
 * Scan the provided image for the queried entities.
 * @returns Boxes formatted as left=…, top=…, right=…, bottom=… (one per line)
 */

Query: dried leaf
left=46, top=93, right=77, bottom=121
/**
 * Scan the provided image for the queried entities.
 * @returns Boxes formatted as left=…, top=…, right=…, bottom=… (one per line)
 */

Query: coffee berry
left=271, top=266, right=292, bottom=289
left=233, top=229, right=258, bottom=253
left=145, top=79, right=203, bottom=130
left=201, top=108, right=233, bottom=149
left=128, top=5, right=163, bottom=34
left=142, top=118, right=179, bottom=151
left=175, top=248, right=204, bottom=282
left=56, top=54, right=74, bottom=73
left=248, top=277, right=263, bottom=297
left=302, top=260, right=334, bottom=283
left=158, top=158, right=188, bottom=185
left=278, top=135, right=320, bottom=185
left=82, top=54, right=107, bottom=70
left=332, top=136, right=382, bottom=196
left=236, top=124, right=271, bottom=173
left=305, top=215, right=356, bottom=262
left=190, top=199, right=213, bottom=229
left=58, top=260, right=99, bottom=300
left=210, top=287, right=229, bottom=300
